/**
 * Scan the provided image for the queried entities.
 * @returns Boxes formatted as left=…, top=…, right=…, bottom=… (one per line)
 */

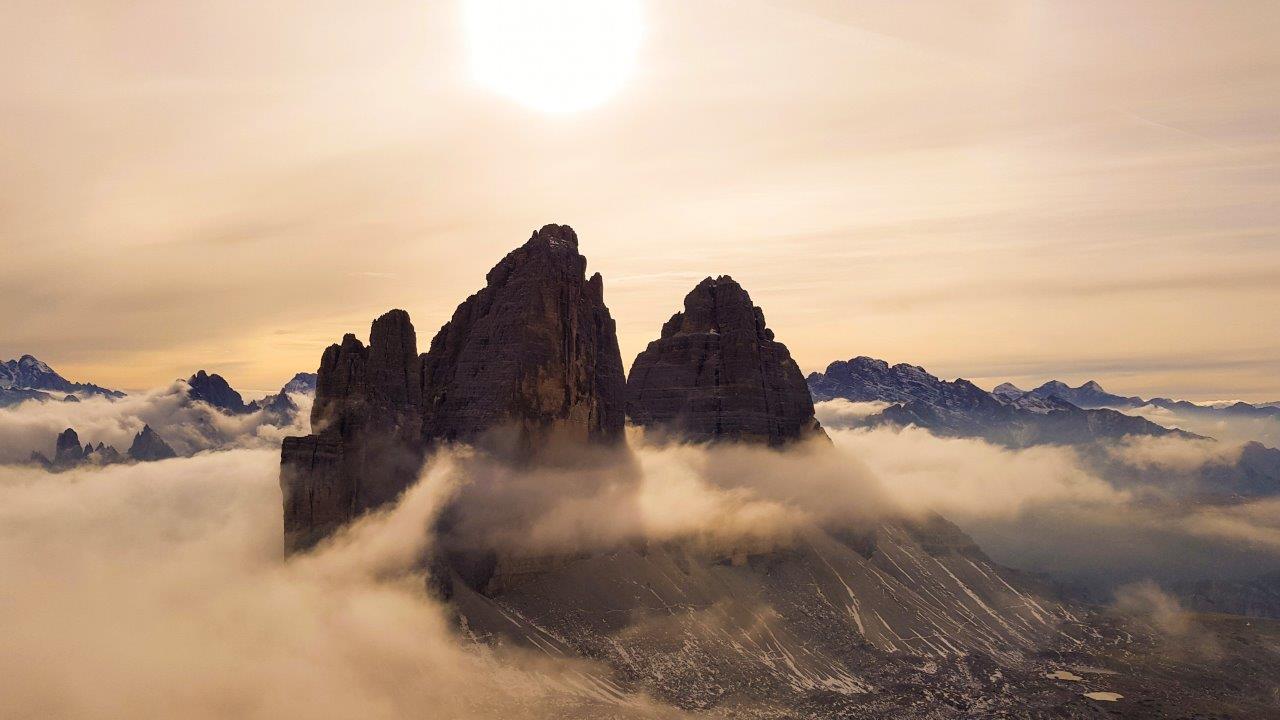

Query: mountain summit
left=1025, top=379, right=1141, bottom=409
left=186, top=370, right=249, bottom=414
left=0, top=354, right=125, bottom=404
left=280, top=224, right=626, bottom=552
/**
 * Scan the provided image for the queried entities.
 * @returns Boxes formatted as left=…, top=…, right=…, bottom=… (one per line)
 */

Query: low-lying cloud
left=1110, top=581, right=1220, bottom=657
left=1105, top=435, right=1246, bottom=473
left=0, top=450, right=677, bottom=720
left=826, top=425, right=1127, bottom=518
left=5, top=399, right=1280, bottom=716
left=0, top=382, right=311, bottom=463
left=1123, top=404, right=1280, bottom=447
left=812, top=398, right=891, bottom=428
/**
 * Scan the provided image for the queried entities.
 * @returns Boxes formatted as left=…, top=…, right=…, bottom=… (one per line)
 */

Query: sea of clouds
left=2, top=395, right=1279, bottom=716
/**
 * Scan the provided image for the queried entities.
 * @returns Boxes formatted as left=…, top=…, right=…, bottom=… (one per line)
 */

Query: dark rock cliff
left=128, top=424, right=176, bottom=462
left=280, top=224, right=626, bottom=553
left=420, top=223, right=626, bottom=454
left=626, top=275, right=824, bottom=446
left=186, top=370, right=249, bottom=414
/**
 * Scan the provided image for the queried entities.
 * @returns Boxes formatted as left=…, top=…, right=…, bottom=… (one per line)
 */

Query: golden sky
left=3, top=1, right=1278, bottom=400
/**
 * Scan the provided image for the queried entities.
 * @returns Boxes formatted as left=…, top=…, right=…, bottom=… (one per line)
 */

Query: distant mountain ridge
left=807, top=357, right=1189, bottom=448
left=995, top=378, right=1280, bottom=422
left=1143, top=396, right=1280, bottom=421
left=808, top=357, right=1280, bottom=500
left=0, top=354, right=125, bottom=406
left=1023, top=379, right=1143, bottom=409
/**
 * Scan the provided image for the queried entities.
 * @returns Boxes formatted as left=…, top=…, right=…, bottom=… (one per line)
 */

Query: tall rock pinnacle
left=420, top=223, right=626, bottom=453
left=626, top=275, right=825, bottom=446
left=280, top=224, right=626, bottom=553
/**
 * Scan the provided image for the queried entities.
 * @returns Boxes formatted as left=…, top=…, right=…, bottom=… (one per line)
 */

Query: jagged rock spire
left=280, top=224, right=626, bottom=553
left=128, top=424, right=176, bottom=461
left=419, top=223, right=625, bottom=452
left=54, top=428, right=84, bottom=465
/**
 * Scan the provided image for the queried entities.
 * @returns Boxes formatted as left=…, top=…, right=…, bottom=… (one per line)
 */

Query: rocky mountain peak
left=186, top=370, right=248, bottom=414
left=1, top=354, right=124, bottom=399
left=808, top=356, right=981, bottom=406
left=532, top=222, right=578, bottom=249
left=280, top=372, right=318, bottom=395
left=1035, top=380, right=1072, bottom=396
left=1028, top=378, right=1140, bottom=409
left=128, top=424, right=176, bottom=462
left=627, top=276, right=824, bottom=446
left=18, top=354, right=53, bottom=373
left=992, top=382, right=1024, bottom=399
left=54, top=428, right=83, bottom=465
left=656, top=275, right=775, bottom=342
left=420, top=224, right=624, bottom=452
left=29, top=427, right=124, bottom=470
left=281, top=224, right=626, bottom=552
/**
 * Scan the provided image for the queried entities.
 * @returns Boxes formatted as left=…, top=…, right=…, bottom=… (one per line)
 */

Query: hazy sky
left=3, top=1, right=1278, bottom=400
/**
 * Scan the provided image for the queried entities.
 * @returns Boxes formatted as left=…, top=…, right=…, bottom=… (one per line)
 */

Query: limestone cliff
left=626, top=276, right=824, bottom=446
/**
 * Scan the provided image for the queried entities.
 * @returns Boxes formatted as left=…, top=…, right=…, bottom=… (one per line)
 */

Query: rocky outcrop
left=239, top=373, right=317, bottom=426
left=248, top=391, right=299, bottom=420
left=186, top=370, right=249, bottom=414
left=29, top=428, right=124, bottom=470
left=128, top=424, right=176, bottom=461
left=186, top=369, right=305, bottom=424
left=626, top=276, right=823, bottom=446
left=54, top=428, right=86, bottom=466
left=280, top=224, right=627, bottom=553
left=91, top=442, right=122, bottom=464
left=281, top=310, right=427, bottom=552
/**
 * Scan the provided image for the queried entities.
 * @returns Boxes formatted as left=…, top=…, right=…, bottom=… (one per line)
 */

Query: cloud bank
left=1123, top=404, right=1280, bottom=447
left=0, top=383, right=311, bottom=464
left=4, top=404, right=1280, bottom=716
left=0, top=450, right=679, bottom=720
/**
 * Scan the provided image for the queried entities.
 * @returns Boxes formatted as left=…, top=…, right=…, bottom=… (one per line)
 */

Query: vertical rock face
left=626, top=276, right=824, bottom=446
left=280, top=310, right=426, bottom=553
left=280, top=224, right=626, bottom=553
left=420, top=223, right=626, bottom=453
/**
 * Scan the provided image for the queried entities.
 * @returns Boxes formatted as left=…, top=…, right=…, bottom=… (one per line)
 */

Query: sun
left=463, top=0, right=644, bottom=113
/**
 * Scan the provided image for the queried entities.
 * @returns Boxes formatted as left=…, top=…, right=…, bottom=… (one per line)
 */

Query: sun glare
left=463, top=0, right=644, bottom=113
